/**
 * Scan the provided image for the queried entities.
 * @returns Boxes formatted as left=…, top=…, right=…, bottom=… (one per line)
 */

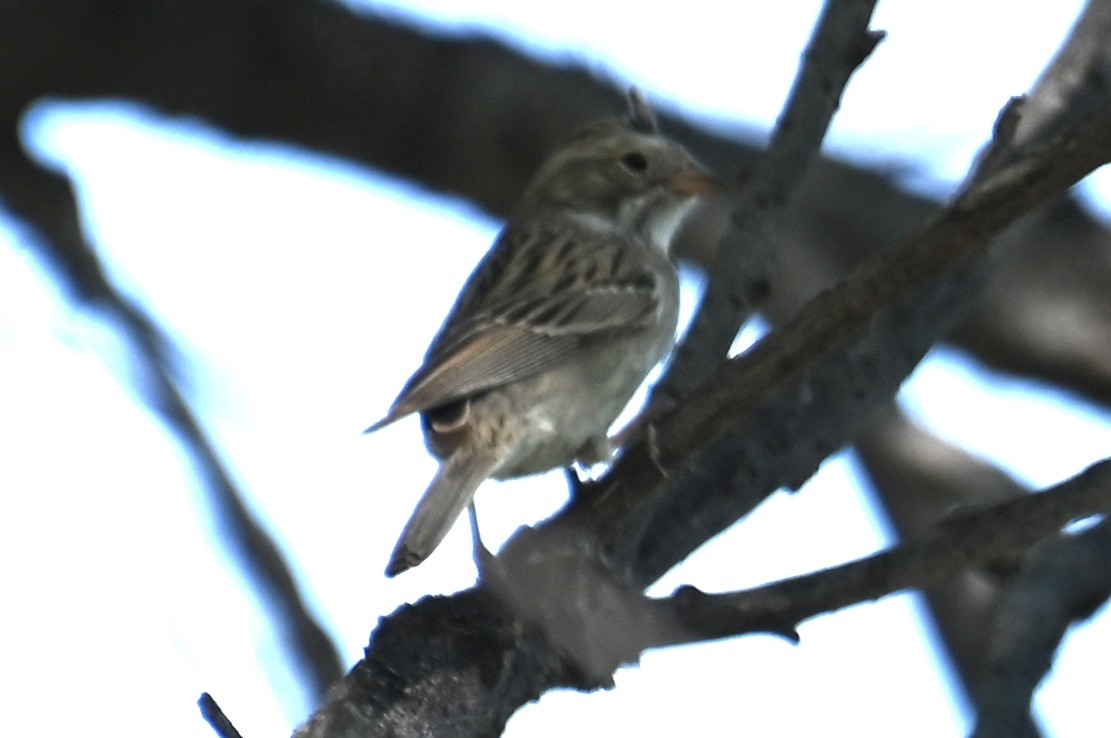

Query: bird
left=366, top=93, right=723, bottom=577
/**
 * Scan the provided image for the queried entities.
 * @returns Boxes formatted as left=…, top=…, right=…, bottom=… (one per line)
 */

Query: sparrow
left=367, top=93, right=723, bottom=577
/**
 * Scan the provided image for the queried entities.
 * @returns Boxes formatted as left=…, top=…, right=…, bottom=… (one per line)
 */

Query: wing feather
left=365, top=215, right=660, bottom=432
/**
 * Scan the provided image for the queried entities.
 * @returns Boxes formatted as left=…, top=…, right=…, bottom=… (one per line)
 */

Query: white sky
left=2, top=2, right=1109, bottom=737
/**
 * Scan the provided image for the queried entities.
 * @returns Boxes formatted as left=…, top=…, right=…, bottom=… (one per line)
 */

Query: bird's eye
left=620, top=151, right=649, bottom=173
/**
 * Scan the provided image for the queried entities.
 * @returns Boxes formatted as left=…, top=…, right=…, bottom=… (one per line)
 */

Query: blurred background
left=2, top=1, right=1110, bottom=735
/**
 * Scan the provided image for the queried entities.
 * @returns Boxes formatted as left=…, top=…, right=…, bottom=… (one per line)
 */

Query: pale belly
left=422, top=249, right=680, bottom=480
left=486, top=319, right=676, bottom=479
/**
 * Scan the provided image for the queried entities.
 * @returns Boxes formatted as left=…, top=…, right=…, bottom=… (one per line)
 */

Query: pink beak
left=669, top=168, right=726, bottom=196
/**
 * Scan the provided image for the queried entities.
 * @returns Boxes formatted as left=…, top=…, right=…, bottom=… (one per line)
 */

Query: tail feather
left=386, top=454, right=498, bottom=577
left=363, top=406, right=406, bottom=435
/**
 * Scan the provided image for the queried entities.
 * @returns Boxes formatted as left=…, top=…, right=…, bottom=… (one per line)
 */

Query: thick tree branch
left=4, top=1, right=1111, bottom=733
left=857, top=4, right=1111, bottom=724
left=571, top=87, right=1111, bottom=585
left=482, top=458, right=1111, bottom=677
left=295, top=6, right=1111, bottom=736
left=6, top=1, right=1111, bottom=414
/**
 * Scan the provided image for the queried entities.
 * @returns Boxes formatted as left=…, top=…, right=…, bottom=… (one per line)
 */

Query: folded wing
left=365, top=218, right=659, bottom=432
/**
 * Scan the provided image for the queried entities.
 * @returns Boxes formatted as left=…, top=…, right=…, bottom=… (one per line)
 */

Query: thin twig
left=0, top=118, right=344, bottom=702
left=655, top=0, right=883, bottom=406
left=646, top=459, right=1111, bottom=648
left=198, top=693, right=245, bottom=738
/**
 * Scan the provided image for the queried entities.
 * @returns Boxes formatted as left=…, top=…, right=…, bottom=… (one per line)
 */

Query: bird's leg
left=644, top=423, right=668, bottom=479
left=468, top=502, right=501, bottom=582
left=574, top=435, right=615, bottom=467
left=563, top=467, right=588, bottom=500
left=607, top=399, right=675, bottom=478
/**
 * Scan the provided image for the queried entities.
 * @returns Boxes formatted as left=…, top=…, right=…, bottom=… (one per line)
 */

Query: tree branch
left=5, top=0, right=1111, bottom=416
left=4, top=1, right=1111, bottom=733
left=480, top=458, right=1111, bottom=681
left=571, top=78, right=1111, bottom=585
left=199, top=692, right=246, bottom=738
left=649, top=459, right=1111, bottom=649
left=857, top=3, right=1111, bottom=723
left=655, top=0, right=883, bottom=406
left=7, top=1, right=1111, bottom=420
left=855, top=406, right=1030, bottom=696
left=971, top=520, right=1111, bottom=738
left=0, top=76, right=343, bottom=710
left=295, top=5, right=1111, bottom=736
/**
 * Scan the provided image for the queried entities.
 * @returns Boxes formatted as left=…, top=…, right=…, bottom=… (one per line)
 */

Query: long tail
left=385, top=453, right=498, bottom=577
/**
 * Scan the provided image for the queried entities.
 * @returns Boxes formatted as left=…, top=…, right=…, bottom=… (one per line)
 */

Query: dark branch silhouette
left=295, top=3, right=1111, bottom=735
left=655, top=0, right=883, bottom=406
left=199, top=693, right=245, bottom=738
left=3, top=0, right=1111, bottom=735
left=653, top=459, right=1111, bottom=648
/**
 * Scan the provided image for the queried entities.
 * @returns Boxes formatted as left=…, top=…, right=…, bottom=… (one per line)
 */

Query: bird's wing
left=365, top=218, right=661, bottom=432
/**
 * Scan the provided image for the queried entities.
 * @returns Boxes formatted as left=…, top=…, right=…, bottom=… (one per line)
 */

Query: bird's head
left=518, top=97, right=723, bottom=252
